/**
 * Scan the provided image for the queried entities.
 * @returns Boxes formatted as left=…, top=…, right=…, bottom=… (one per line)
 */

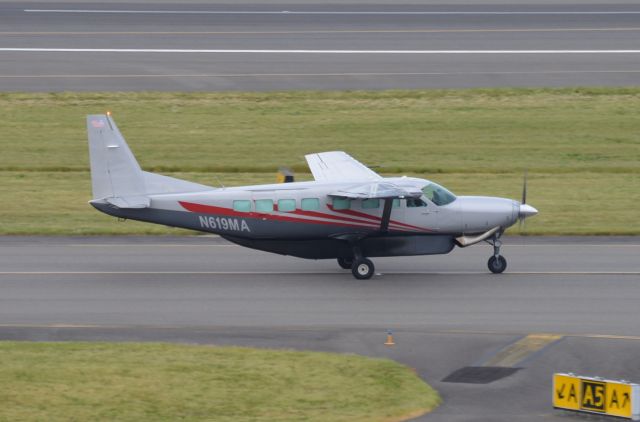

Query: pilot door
left=403, top=197, right=439, bottom=231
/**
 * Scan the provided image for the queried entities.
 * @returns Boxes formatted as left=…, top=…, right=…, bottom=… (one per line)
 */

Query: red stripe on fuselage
left=291, top=208, right=420, bottom=232
left=326, top=204, right=433, bottom=232
left=292, top=208, right=381, bottom=227
left=178, top=201, right=380, bottom=230
left=179, top=201, right=429, bottom=232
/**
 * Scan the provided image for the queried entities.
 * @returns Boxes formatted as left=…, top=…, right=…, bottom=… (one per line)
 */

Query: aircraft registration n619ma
left=87, top=114, right=538, bottom=279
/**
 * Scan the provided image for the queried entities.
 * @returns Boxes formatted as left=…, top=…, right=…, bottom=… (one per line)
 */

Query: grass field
left=0, top=342, right=439, bottom=422
left=0, top=88, right=638, bottom=235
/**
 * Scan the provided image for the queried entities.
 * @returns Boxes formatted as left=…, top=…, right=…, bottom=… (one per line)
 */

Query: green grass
left=0, top=342, right=439, bottom=422
left=0, top=88, right=638, bottom=235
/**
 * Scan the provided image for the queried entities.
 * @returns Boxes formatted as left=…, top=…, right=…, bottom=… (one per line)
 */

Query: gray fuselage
left=93, top=176, right=520, bottom=259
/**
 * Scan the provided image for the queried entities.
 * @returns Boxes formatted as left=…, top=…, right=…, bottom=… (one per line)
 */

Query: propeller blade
left=519, top=170, right=534, bottom=233
left=522, top=169, right=528, bottom=205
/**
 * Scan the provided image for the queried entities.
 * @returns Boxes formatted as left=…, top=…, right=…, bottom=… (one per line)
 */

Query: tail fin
left=87, top=114, right=149, bottom=208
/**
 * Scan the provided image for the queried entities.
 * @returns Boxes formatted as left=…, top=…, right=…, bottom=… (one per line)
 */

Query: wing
left=329, top=182, right=422, bottom=199
left=305, top=151, right=382, bottom=182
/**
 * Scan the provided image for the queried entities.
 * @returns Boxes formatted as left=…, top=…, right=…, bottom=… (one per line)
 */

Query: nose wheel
left=486, top=233, right=507, bottom=274
left=488, top=255, right=507, bottom=273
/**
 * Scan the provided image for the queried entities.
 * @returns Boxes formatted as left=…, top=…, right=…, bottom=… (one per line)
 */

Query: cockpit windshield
left=422, top=182, right=457, bottom=206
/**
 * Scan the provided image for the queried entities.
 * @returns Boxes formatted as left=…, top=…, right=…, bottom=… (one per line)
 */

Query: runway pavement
left=1, top=1, right=640, bottom=90
left=1, top=235, right=640, bottom=421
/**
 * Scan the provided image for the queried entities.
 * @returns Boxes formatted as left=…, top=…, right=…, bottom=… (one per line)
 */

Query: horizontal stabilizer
left=142, top=171, right=212, bottom=194
left=103, top=196, right=150, bottom=209
left=329, top=182, right=422, bottom=199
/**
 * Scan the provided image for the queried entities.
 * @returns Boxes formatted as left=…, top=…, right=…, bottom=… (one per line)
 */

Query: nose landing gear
left=488, top=255, right=507, bottom=274
left=486, top=233, right=507, bottom=274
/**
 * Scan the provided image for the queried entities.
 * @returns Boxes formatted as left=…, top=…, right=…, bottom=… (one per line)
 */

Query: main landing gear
left=486, top=233, right=507, bottom=274
left=337, top=241, right=377, bottom=280
left=337, top=256, right=376, bottom=279
left=352, top=258, right=375, bottom=280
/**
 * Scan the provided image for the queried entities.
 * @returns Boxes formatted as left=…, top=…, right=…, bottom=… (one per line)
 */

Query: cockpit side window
left=421, top=183, right=457, bottom=206
left=406, top=198, right=427, bottom=208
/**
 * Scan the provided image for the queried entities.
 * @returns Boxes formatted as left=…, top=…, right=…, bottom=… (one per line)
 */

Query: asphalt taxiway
left=1, top=1, right=640, bottom=90
left=1, top=235, right=639, bottom=421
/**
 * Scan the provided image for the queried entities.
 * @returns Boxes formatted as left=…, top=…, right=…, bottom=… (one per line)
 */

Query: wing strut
left=379, top=198, right=394, bottom=232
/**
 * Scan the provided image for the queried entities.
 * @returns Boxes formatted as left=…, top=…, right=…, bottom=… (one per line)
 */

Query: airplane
left=87, top=113, right=538, bottom=279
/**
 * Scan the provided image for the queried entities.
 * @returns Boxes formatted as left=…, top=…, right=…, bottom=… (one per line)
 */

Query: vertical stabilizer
left=87, top=114, right=149, bottom=208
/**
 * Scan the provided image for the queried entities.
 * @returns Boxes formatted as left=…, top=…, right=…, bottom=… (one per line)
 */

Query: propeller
left=522, top=169, right=528, bottom=206
left=518, top=169, right=538, bottom=232
left=519, top=170, right=527, bottom=231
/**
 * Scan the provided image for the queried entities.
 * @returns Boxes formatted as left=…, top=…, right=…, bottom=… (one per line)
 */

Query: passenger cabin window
left=406, top=198, right=428, bottom=208
left=332, top=197, right=351, bottom=210
left=362, top=199, right=380, bottom=209
left=278, top=199, right=296, bottom=212
left=393, top=199, right=400, bottom=208
left=301, top=198, right=320, bottom=211
left=255, top=199, right=274, bottom=213
left=233, top=200, right=251, bottom=212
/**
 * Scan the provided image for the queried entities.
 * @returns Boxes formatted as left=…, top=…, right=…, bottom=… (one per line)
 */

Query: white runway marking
left=2, top=48, right=640, bottom=54
left=23, top=9, right=640, bottom=16
left=4, top=28, right=640, bottom=35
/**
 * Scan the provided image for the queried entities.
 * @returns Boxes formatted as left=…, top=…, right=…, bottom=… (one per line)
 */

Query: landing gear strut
left=486, top=233, right=507, bottom=274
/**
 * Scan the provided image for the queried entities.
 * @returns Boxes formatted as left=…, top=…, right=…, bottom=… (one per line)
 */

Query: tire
left=351, top=258, right=375, bottom=280
left=488, top=255, right=507, bottom=274
left=337, top=257, right=353, bottom=270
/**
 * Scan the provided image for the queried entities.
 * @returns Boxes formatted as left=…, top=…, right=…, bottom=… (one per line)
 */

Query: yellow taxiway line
left=483, top=334, right=565, bottom=367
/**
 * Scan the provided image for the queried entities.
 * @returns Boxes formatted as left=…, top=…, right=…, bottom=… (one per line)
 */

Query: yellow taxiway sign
left=554, top=373, right=639, bottom=420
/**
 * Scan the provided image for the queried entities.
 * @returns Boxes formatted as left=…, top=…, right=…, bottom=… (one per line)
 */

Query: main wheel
left=352, top=258, right=375, bottom=280
left=488, top=255, right=507, bottom=274
left=337, top=257, right=353, bottom=270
